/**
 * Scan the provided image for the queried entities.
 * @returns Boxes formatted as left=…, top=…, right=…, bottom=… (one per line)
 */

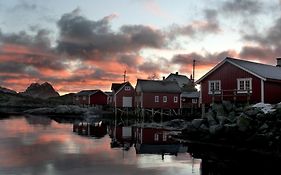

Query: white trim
left=208, top=80, right=221, bottom=94
left=115, top=82, right=134, bottom=95
left=237, top=78, right=252, bottom=93
left=261, top=79, right=264, bottom=103
left=88, top=95, right=91, bottom=105
left=155, top=96, right=159, bottom=103
left=163, top=96, right=167, bottom=103
left=174, top=96, right=178, bottom=103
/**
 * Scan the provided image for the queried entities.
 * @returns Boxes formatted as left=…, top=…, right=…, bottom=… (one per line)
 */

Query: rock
left=206, top=112, right=217, bottom=126
left=21, top=82, right=60, bottom=99
left=212, top=103, right=226, bottom=116
left=200, top=124, right=209, bottom=132
left=209, top=124, right=224, bottom=135
left=227, top=111, right=237, bottom=123
left=222, top=100, right=233, bottom=112
left=191, top=119, right=204, bottom=129
left=216, top=115, right=228, bottom=125
left=237, top=114, right=252, bottom=132
left=224, top=123, right=237, bottom=135
left=244, top=109, right=260, bottom=117
left=258, top=123, right=269, bottom=131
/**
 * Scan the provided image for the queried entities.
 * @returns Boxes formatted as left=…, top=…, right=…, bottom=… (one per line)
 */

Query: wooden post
left=233, top=89, right=237, bottom=104
left=152, top=108, right=154, bottom=117
left=212, top=90, right=215, bottom=104
left=201, top=103, right=205, bottom=118
left=221, top=90, right=223, bottom=102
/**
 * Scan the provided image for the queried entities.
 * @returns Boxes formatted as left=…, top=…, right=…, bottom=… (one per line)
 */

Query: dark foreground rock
left=179, top=101, right=281, bottom=153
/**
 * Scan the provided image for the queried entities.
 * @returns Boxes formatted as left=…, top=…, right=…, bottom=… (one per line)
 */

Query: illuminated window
left=163, top=96, right=167, bottom=102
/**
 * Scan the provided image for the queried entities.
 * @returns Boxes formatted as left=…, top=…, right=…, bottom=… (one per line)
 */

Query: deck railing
left=211, top=89, right=252, bottom=104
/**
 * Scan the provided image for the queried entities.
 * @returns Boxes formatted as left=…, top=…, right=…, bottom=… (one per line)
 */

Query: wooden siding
left=201, top=62, right=261, bottom=104
left=135, top=128, right=175, bottom=144
left=141, top=92, right=180, bottom=109
left=89, top=91, right=107, bottom=105
left=115, top=85, right=135, bottom=108
left=264, top=81, right=281, bottom=104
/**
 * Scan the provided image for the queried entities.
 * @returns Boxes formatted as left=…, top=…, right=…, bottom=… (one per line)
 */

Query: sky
left=0, top=0, right=281, bottom=94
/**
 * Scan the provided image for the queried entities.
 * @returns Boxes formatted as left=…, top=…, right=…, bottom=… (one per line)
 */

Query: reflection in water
left=0, top=116, right=200, bottom=175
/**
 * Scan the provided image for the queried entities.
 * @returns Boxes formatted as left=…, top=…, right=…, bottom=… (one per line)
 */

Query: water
left=0, top=115, right=201, bottom=175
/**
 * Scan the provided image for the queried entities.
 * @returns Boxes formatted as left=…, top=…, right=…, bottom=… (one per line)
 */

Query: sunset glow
left=0, top=0, right=280, bottom=94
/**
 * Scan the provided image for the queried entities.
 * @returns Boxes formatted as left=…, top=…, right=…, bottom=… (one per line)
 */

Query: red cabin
left=135, top=79, right=181, bottom=109
left=74, top=90, right=108, bottom=106
left=197, top=57, right=281, bottom=105
left=111, top=82, right=135, bottom=108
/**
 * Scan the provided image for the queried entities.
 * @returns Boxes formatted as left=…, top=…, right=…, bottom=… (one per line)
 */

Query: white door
left=122, top=97, right=132, bottom=107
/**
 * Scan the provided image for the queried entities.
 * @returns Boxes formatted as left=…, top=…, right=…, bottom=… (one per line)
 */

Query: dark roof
left=197, top=57, right=281, bottom=83
left=136, top=79, right=181, bottom=93
left=76, top=90, right=100, bottom=96
left=181, top=91, right=200, bottom=98
left=111, top=82, right=127, bottom=92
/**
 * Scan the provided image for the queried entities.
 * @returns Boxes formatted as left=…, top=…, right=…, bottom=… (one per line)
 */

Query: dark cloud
left=167, top=9, right=220, bottom=41
left=172, top=50, right=235, bottom=66
left=0, top=62, right=40, bottom=76
left=222, top=0, right=263, bottom=15
left=56, top=10, right=165, bottom=58
left=116, top=53, right=141, bottom=67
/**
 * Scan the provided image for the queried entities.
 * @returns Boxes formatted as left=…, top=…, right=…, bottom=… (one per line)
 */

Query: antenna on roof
left=192, top=60, right=196, bottom=83
left=123, top=70, right=126, bottom=83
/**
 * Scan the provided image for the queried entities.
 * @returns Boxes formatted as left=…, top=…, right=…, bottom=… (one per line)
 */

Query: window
left=237, top=78, right=252, bottom=93
left=155, top=96, right=159, bottom=102
left=76, top=96, right=79, bottom=101
left=163, top=132, right=167, bottom=141
left=163, top=96, right=167, bottom=103
left=125, top=86, right=131, bottom=91
left=154, top=134, right=159, bottom=141
left=192, top=99, right=198, bottom=104
left=82, top=96, right=86, bottom=100
left=174, top=96, right=178, bottom=103
left=208, top=80, right=221, bottom=94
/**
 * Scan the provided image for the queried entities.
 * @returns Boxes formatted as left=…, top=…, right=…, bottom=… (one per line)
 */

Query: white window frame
left=124, top=86, right=131, bottom=91
left=174, top=96, right=178, bottom=103
left=208, top=80, right=221, bottom=94
left=155, top=96, right=159, bottom=103
left=163, top=132, right=167, bottom=141
left=154, top=133, right=159, bottom=141
left=237, top=78, right=252, bottom=93
left=192, top=99, right=198, bottom=104
left=163, top=96, right=167, bottom=103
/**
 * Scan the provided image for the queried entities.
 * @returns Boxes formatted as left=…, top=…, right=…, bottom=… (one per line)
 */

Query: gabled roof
left=164, top=72, right=191, bottom=87
left=76, top=90, right=100, bottom=96
left=111, top=82, right=127, bottom=92
left=136, top=79, right=181, bottom=93
left=196, top=57, right=281, bottom=83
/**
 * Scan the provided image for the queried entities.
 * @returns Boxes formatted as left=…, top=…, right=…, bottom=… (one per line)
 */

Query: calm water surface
left=0, top=115, right=200, bottom=175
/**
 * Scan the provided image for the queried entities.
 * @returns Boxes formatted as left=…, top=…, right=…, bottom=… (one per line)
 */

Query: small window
left=237, top=78, right=252, bottom=93
left=125, top=86, right=131, bottom=91
left=76, top=96, right=79, bottom=101
left=163, top=96, right=167, bottom=103
left=163, top=132, right=167, bottom=141
left=174, top=96, right=178, bottom=103
left=154, top=134, right=159, bottom=141
left=192, top=99, right=198, bottom=104
left=155, top=96, right=159, bottom=102
left=208, top=80, right=221, bottom=94
left=82, top=96, right=86, bottom=100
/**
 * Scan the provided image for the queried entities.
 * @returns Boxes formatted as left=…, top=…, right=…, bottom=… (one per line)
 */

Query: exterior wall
left=181, top=97, right=199, bottom=108
left=115, top=85, right=135, bottom=108
left=201, top=62, right=261, bottom=105
left=264, top=80, right=281, bottom=104
left=141, top=92, right=180, bottom=109
left=90, top=91, right=108, bottom=105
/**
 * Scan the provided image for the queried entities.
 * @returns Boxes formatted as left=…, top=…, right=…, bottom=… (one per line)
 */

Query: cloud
left=222, top=0, right=263, bottom=15
left=167, top=9, right=220, bottom=41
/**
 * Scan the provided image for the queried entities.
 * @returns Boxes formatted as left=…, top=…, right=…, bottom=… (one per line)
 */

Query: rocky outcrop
left=21, top=82, right=60, bottom=99
left=180, top=101, right=281, bottom=151
left=0, top=86, right=17, bottom=94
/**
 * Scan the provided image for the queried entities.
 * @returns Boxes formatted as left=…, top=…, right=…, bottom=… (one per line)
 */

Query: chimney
left=175, top=72, right=178, bottom=75
left=163, top=76, right=165, bottom=80
left=277, top=58, right=281, bottom=67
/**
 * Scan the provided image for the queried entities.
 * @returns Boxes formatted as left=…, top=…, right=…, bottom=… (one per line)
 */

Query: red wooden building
left=197, top=57, right=281, bottom=105
left=135, top=79, right=181, bottom=110
left=111, top=82, right=135, bottom=108
left=74, top=90, right=108, bottom=106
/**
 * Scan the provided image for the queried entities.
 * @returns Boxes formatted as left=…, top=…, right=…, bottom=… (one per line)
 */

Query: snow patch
left=252, top=102, right=276, bottom=114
